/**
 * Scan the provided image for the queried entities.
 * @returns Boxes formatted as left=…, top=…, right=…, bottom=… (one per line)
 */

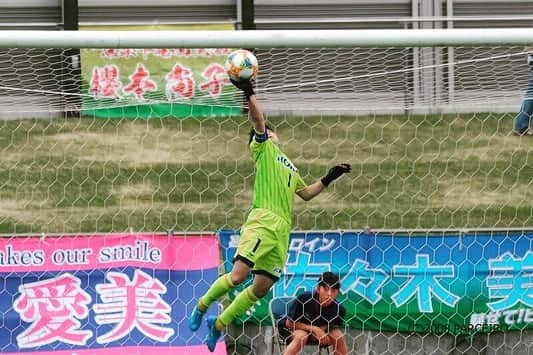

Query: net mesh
left=255, top=47, right=527, bottom=114
left=0, top=45, right=531, bottom=354
left=0, top=46, right=530, bottom=232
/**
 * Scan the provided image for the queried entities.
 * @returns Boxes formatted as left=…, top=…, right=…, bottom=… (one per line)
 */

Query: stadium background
left=3, top=0, right=533, bottom=119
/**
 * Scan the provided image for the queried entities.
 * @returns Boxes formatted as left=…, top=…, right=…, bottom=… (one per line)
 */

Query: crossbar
left=1, top=28, right=533, bottom=48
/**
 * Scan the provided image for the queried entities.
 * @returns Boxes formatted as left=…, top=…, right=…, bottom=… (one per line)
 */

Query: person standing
left=513, top=47, right=533, bottom=136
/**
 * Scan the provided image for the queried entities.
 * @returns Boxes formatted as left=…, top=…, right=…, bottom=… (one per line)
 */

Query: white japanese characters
left=13, top=270, right=174, bottom=348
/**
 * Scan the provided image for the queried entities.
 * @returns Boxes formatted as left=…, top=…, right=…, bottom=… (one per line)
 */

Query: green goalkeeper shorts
left=235, top=208, right=291, bottom=281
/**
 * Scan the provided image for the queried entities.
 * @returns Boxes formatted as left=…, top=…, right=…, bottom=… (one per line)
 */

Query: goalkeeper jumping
left=189, top=78, right=351, bottom=352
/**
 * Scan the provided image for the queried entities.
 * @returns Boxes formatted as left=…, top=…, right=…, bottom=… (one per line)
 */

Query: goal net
left=0, top=29, right=531, bottom=355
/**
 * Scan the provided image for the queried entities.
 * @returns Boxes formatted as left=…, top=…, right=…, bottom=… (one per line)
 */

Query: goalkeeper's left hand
left=230, top=79, right=255, bottom=100
left=321, top=163, right=351, bottom=187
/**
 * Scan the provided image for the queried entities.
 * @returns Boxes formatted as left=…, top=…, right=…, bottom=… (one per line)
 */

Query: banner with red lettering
left=0, top=233, right=226, bottom=354
left=81, top=25, right=241, bottom=118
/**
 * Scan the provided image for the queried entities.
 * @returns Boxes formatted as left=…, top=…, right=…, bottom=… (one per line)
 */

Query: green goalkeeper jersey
left=249, top=136, right=306, bottom=225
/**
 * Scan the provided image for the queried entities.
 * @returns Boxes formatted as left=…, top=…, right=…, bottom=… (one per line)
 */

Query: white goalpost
left=0, top=28, right=531, bottom=355
left=0, top=28, right=533, bottom=47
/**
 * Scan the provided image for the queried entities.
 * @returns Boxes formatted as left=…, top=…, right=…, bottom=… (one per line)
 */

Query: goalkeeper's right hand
left=230, top=79, right=255, bottom=100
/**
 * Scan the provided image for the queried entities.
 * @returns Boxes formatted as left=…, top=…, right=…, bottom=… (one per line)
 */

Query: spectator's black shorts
left=277, top=318, right=343, bottom=344
left=277, top=318, right=293, bottom=342
left=277, top=318, right=324, bottom=344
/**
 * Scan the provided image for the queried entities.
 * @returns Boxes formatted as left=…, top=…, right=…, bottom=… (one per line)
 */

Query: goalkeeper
left=189, top=78, right=351, bottom=352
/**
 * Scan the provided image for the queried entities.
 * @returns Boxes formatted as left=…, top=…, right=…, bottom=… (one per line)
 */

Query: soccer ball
left=224, top=49, right=258, bottom=81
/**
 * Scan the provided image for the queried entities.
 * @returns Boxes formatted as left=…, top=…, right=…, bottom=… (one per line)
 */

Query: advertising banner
left=0, top=233, right=225, bottom=354
left=219, top=229, right=533, bottom=335
left=81, top=25, right=241, bottom=119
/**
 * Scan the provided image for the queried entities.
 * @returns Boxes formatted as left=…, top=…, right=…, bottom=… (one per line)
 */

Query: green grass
left=0, top=112, right=531, bottom=233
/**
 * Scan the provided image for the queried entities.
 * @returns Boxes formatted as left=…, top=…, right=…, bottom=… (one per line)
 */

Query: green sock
left=198, top=273, right=235, bottom=312
left=217, top=286, right=258, bottom=330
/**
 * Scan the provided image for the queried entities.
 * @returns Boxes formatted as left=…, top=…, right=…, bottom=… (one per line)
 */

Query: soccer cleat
left=188, top=305, right=205, bottom=331
left=206, top=315, right=222, bottom=352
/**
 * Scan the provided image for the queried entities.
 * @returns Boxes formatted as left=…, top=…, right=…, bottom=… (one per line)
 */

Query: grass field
left=0, top=112, right=531, bottom=234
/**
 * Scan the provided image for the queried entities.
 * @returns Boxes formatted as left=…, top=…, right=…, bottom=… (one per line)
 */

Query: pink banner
left=0, top=232, right=219, bottom=272
left=0, top=343, right=227, bottom=355
left=0, top=232, right=226, bottom=354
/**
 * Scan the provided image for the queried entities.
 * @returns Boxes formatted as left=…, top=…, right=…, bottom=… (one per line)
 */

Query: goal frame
left=0, top=28, right=532, bottom=48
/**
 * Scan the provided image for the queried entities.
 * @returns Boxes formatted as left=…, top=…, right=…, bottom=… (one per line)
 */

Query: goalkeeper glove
left=230, top=79, right=255, bottom=100
left=321, top=163, right=351, bottom=187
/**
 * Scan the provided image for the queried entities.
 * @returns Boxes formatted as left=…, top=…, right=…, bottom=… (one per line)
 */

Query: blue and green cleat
left=205, top=315, right=222, bottom=352
left=188, top=305, right=205, bottom=331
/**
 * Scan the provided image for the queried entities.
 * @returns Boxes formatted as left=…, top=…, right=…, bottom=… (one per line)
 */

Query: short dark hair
left=318, top=272, right=341, bottom=290
left=248, top=123, right=274, bottom=144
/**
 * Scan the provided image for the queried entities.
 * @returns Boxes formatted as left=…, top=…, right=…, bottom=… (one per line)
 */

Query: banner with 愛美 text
left=0, top=233, right=226, bottom=355
left=81, top=25, right=241, bottom=119
left=219, top=229, right=533, bottom=335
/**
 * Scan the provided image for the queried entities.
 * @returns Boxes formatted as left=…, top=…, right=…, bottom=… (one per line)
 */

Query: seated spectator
left=279, top=272, right=347, bottom=355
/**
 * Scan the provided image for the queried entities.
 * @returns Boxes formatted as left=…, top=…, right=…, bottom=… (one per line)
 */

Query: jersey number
left=252, top=238, right=261, bottom=253
left=287, top=173, right=292, bottom=187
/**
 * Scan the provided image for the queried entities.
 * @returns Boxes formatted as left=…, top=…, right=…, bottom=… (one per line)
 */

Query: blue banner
left=219, top=229, right=533, bottom=335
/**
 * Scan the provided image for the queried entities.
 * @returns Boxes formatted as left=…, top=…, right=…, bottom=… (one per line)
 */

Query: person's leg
left=327, top=328, right=348, bottom=355
left=213, top=215, right=282, bottom=330
left=199, top=259, right=251, bottom=311
left=283, top=330, right=310, bottom=355
left=514, top=70, right=533, bottom=134
left=216, top=273, right=275, bottom=328
left=192, top=214, right=266, bottom=334
left=514, top=99, right=533, bottom=133
left=189, top=259, right=251, bottom=331
left=206, top=274, right=275, bottom=351
left=206, top=212, right=284, bottom=350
